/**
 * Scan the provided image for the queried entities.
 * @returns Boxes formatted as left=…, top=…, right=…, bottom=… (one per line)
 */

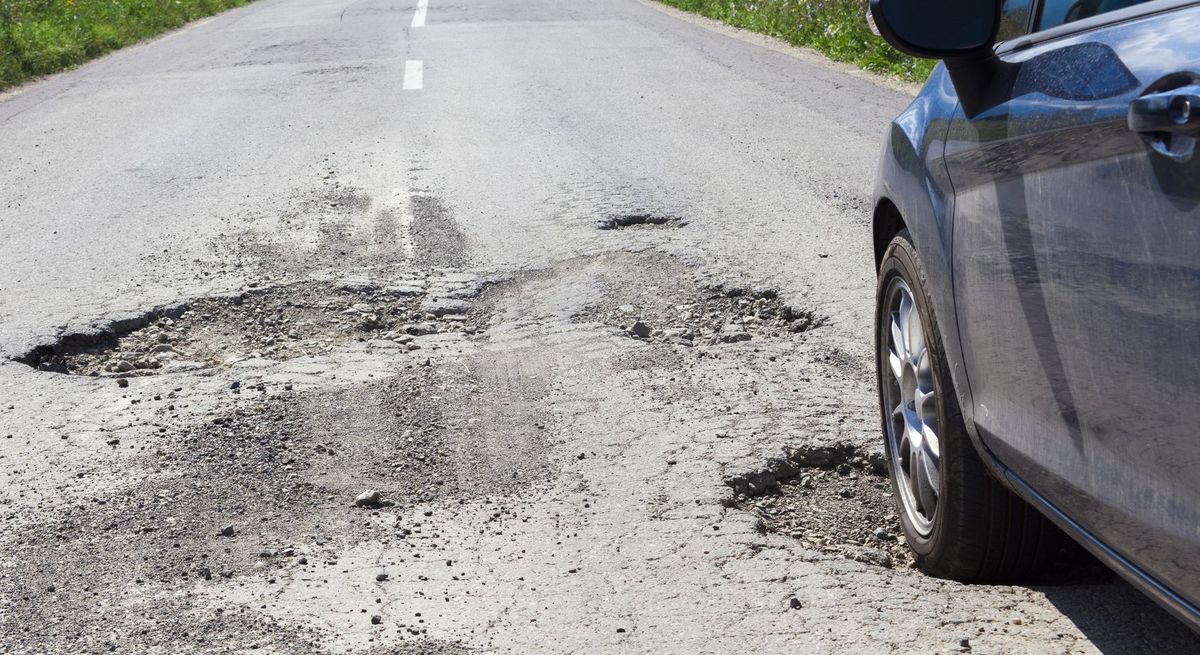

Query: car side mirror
left=868, top=0, right=1005, bottom=118
left=867, top=0, right=1001, bottom=58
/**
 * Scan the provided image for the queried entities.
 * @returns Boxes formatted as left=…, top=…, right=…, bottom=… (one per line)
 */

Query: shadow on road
left=1033, top=548, right=1200, bottom=653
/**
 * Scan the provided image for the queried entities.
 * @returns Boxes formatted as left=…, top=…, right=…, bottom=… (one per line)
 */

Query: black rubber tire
left=876, top=230, right=1064, bottom=582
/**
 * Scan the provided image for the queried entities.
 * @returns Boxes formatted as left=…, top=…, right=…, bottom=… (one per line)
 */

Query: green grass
left=0, top=0, right=256, bottom=92
left=656, top=0, right=936, bottom=82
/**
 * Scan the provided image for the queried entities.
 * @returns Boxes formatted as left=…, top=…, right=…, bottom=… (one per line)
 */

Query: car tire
left=876, top=230, right=1064, bottom=582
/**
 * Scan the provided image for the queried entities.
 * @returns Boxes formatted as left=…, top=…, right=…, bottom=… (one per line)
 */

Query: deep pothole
left=726, top=446, right=1114, bottom=584
left=19, top=274, right=489, bottom=377
left=594, top=213, right=687, bottom=230
left=725, top=444, right=914, bottom=569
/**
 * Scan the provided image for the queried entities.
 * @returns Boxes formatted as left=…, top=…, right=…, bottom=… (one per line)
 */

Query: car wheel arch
left=872, top=199, right=1011, bottom=491
left=873, top=198, right=907, bottom=272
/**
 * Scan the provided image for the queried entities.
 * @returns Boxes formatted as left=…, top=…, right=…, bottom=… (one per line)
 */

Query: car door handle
left=1128, top=85, right=1200, bottom=138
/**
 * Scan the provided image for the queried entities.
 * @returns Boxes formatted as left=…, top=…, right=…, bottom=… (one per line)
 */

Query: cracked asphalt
left=2, top=0, right=1198, bottom=653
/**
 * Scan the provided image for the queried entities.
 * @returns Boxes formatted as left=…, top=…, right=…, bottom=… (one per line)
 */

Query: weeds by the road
left=656, top=0, right=936, bottom=82
left=0, top=0, right=253, bottom=91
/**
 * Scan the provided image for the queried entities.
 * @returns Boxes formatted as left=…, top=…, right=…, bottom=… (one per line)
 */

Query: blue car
left=868, top=0, right=1200, bottom=630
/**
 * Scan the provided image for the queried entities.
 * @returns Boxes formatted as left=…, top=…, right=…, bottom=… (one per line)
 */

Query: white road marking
left=412, top=0, right=428, bottom=27
left=403, top=60, right=423, bottom=90
left=391, top=188, right=416, bottom=259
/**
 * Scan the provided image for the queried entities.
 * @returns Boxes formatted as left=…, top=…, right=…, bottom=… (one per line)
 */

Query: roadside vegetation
left=0, top=0, right=254, bottom=92
left=656, top=0, right=936, bottom=82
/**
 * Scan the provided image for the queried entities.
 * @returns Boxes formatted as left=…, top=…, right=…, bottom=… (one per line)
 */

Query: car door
left=945, top=3, right=1200, bottom=605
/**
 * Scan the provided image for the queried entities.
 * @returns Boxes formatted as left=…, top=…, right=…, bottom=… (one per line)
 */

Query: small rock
left=355, top=490, right=383, bottom=507
left=376, top=573, right=389, bottom=582
left=116, top=360, right=135, bottom=373
left=371, top=614, right=382, bottom=625
left=718, top=327, right=751, bottom=343
left=789, top=598, right=802, bottom=609
left=404, top=323, right=437, bottom=336
left=873, top=527, right=892, bottom=541
left=629, top=321, right=651, bottom=338
left=116, top=378, right=129, bottom=388
left=220, top=524, right=235, bottom=537
left=229, top=380, right=241, bottom=390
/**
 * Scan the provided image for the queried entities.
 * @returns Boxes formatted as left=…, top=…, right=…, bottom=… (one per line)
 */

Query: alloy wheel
left=882, top=277, right=941, bottom=537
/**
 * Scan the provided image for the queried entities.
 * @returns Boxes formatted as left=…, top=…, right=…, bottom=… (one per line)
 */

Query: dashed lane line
left=412, top=0, right=428, bottom=27
left=403, top=60, right=424, bottom=90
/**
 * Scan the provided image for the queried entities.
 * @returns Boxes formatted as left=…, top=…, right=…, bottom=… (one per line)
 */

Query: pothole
left=726, top=445, right=1107, bottom=579
left=573, top=260, right=825, bottom=346
left=594, top=213, right=687, bottom=230
left=19, top=274, right=488, bottom=376
left=725, top=444, right=913, bottom=569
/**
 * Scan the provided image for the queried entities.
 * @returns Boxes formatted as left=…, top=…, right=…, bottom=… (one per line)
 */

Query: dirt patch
left=815, top=345, right=873, bottom=383
left=208, top=182, right=415, bottom=279
left=362, top=641, right=477, bottom=655
left=411, top=195, right=468, bottom=269
left=595, top=213, right=687, bottom=230
left=569, top=252, right=824, bottom=346
left=21, top=276, right=485, bottom=376
left=182, top=365, right=558, bottom=505
left=0, top=357, right=555, bottom=652
left=727, top=444, right=911, bottom=568
left=744, top=462, right=912, bottom=569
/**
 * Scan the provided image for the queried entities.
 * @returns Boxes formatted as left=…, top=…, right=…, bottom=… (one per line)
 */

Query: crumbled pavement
left=3, top=0, right=1198, bottom=651
left=4, top=254, right=1196, bottom=654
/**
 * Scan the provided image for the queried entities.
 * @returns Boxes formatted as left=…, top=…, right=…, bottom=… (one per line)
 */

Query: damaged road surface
left=1, top=0, right=1197, bottom=653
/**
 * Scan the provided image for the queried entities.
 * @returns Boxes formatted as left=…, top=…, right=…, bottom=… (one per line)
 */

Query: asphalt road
left=1, top=0, right=1197, bottom=652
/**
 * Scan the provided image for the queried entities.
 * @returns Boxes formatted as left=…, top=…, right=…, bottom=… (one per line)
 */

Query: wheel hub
left=883, top=279, right=941, bottom=537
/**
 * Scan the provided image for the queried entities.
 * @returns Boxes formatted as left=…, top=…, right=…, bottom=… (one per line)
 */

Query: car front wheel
left=876, top=230, right=1064, bottom=582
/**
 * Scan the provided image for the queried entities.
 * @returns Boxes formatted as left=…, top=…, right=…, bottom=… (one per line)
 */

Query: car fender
left=872, top=65, right=1005, bottom=481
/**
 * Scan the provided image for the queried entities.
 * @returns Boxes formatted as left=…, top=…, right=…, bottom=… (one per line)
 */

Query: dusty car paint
left=874, top=4, right=1200, bottom=630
